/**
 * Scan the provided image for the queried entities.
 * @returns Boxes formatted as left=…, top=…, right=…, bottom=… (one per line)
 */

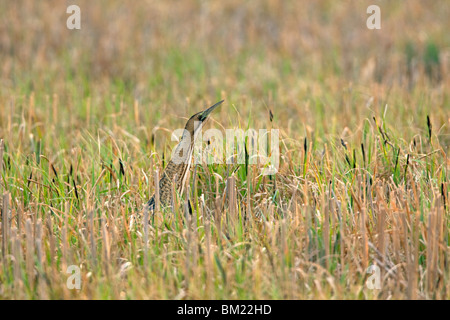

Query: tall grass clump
left=0, top=0, right=449, bottom=299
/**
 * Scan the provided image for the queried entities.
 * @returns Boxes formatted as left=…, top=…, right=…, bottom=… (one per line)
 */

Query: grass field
left=0, top=0, right=449, bottom=299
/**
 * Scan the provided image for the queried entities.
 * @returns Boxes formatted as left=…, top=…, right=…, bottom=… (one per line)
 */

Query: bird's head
left=184, top=100, right=224, bottom=140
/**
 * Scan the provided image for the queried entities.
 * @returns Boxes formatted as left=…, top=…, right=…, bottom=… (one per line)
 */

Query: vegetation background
left=0, top=0, right=448, bottom=299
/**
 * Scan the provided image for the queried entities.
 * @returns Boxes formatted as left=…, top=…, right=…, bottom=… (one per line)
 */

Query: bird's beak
left=200, top=100, right=224, bottom=122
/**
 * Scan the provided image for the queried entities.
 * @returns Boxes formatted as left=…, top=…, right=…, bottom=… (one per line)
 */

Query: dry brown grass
left=0, top=0, right=449, bottom=299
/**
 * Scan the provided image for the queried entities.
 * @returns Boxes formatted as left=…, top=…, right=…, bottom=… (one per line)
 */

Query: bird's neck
left=171, top=128, right=198, bottom=165
left=172, top=139, right=193, bottom=164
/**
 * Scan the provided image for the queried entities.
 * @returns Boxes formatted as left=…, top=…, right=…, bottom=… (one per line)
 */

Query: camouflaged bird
left=147, top=100, right=223, bottom=212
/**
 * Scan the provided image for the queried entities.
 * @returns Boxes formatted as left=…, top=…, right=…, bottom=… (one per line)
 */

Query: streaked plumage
left=148, top=100, right=223, bottom=211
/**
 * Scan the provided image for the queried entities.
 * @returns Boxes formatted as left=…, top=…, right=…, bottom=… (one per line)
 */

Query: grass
left=0, top=0, right=449, bottom=299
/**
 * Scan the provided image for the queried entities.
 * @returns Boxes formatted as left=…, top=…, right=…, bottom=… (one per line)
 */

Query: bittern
left=147, top=100, right=224, bottom=212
